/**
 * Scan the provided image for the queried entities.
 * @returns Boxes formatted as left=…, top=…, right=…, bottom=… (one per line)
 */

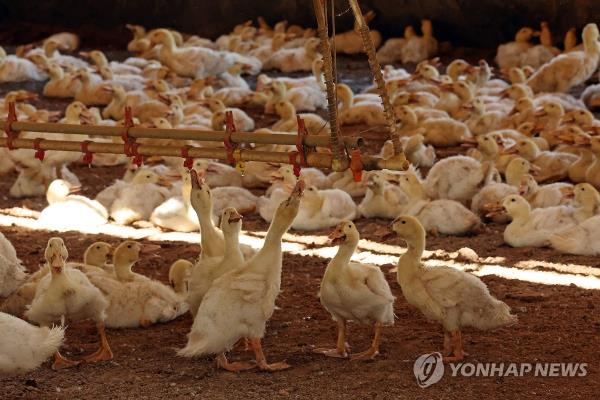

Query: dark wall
left=0, top=0, right=599, bottom=48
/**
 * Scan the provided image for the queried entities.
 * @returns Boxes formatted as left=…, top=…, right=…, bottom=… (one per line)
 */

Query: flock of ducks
left=1, top=176, right=516, bottom=374
left=1, top=16, right=600, bottom=375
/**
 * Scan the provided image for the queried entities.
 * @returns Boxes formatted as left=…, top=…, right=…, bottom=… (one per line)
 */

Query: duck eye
left=96, top=246, right=100, bottom=249
left=511, top=199, right=516, bottom=202
left=401, top=221, right=406, bottom=224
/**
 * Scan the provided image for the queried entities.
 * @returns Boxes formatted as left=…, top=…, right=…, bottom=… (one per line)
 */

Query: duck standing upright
left=179, top=181, right=305, bottom=371
left=392, top=216, right=517, bottom=361
left=24, top=238, right=112, bottom=369
left=316, top=221, right=394, bottom=360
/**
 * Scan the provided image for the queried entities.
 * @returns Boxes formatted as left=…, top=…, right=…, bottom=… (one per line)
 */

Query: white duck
left=25, top=238, right=112, bottom=369
left=0, top=232, right=27, bottom=298
left=264, top=37, right=321, bottom=72
left=110, top=169, right=171, bottom=225
left=84, top=241, right=187, bottom=328
left=150, top=171, right=199, bottom=232
left=399, top=172, right=481, bottom=235
left=425, top=156, right=497, bottom=204
left=495, top=27, right=536, bottom=69
left=0, top=312, right=65, bottom=374
left=400, top=20, right=438, bottom=64
left=527, top=23, right=600, bottom=93
left=293, top=186, right=358, bottom=231
left=358, top=173, right=407, bottom=219
left=0, top=46, right=47, bottom=82
left=38, top=180, right=109, bottom=229
left=488, top=195, right=577, bottom=247
left=186, top=207, right=245, bottom=317
left=316, top=221, right=394, bottom=360
left=272, top=100, right=329, bottom=135
left=392, top=216, right=516, bottom=361
left=336, top=83, right=386, bottom=126
left=178, top=182, right=304, bottom=371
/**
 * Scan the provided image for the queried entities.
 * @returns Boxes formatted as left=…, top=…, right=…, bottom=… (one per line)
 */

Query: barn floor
left=1, top=54, right=600, bottom=399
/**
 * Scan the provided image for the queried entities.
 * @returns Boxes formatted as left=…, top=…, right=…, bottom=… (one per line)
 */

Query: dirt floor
left=1, top=51, right=600, bottom=399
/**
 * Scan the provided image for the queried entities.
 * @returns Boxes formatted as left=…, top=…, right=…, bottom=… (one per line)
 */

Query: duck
left=518, top=174, right=572, bottom=208
left=37, top=180, right=109, bottom=229
left=192, top=159, right=243, bottom=187
left=150, top=170, right=199, bottom=232
left=264, top=37, right=321, bottom=72
left=399, top=171, right=481, bottom=235
left=527, top=23, right=600, bottom=93
left=264, top=80, right=326, bottom=113
left=549, top=213, right=600, bottom=255
left=358, top=173, right=407, bottom=219
left=487, top=195, right=577, bottom=247
left=401, top=19, right=438, bottom=64
left=495, top=27, right=536, bottom=69
left=98, top=66, right=145, bottom=91
left=266, top=164, right=330, bottom=197
left=507, top=138, right=577, bottom=182
left=471, top=157, right=532, bottom=222
left=0, top=312, right=65, bottom=374
left=210, top=106, right=255, bottom=132
left=83, top=241, right=187, bottom=328
left=315, top=221, right=394, bottom=360
left=256, top=58, right=325, bottom=91
left=168, top=259, right=192, bottom=295
left=402, top=134, right=436, bottom=167
left=24, top=238, right=112, bottom=369
left=82, top=50, right=142, bottom=75
left=336, top=83, right=386, bottom=126
left=73, top=68, right=114, bottom=106
left=0, top=232, right=27, bottom=299
left=333, top=10, right=382, bottom=55
left=272, top=100, right=329, bottom=135
left=293, top=186, right=358, bottom=231
left=82, top=242, right=113, bottom=273
left=0, top=46, right=47, bottom=82
left=178, top=182, right=304, bottom=371
left=211, top=187, right=258, bottom=217
left=109, top=168, right=171, bottom=225
left=585, top=137, right=600, bottom=189
left=425, top=156, right=497, bottom=204
left=392, top=215, right=516, bottom=361
left=376, top=26, right=417, bottom=64
left=186, top=207, right=245, bottom=317
left=396, top=105, right=472, bottom=147
left=329, top=169, right=371, bottom=198
left=149, top=29, right=260, bottom=78
left=42, top=63, right=81, bottom=98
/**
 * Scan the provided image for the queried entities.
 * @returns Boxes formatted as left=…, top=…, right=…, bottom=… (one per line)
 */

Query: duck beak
left=157, top=94, right=170, bottom=104
left=534, top=108, right=547, bottom=117
left=157, top=175, right=175, bottom=187
left=461, top=137, right=478, bottom=148
left=228, top=210, right=243, bottom=223
left=190, top=169, right=201, bottom=189
left=501, top=145, right=518, bottom=155
left=68, top=185, right=82, bottom=194
left=560, top=186, right=575, bottom=199
left=484, top=202, right=506, bottom=218
left=270, top=171, right=284, bottom=182
left=51, top=254, right=64, bottom=273
left=327, top=226, right=346, bottom=246
left=529, top=164, right=541, bottom=176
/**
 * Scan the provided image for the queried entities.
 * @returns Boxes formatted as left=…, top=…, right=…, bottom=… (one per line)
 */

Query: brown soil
left=1, top=53, right=600, bottom=399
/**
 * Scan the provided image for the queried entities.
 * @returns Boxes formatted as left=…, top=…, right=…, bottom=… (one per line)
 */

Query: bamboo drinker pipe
left=0, top=117, right=407, bottom=172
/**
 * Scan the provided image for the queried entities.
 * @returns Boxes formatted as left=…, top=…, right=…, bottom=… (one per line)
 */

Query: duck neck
left=330, top=238, right=357, bottom=271
left=197, top=206, right=222, bottom=257
left=114, top=258, right=137, bottom=281
left=224, top=227, right=244, bottom=263
left=338, top=88, right=353, bottom=111
left=262, top=208, right=294, bottom=251
left=396, top=236, right=424, bottom=282
left=509, top=205, right=531, bottom=224
left=506, top=167, right=526, bottom=187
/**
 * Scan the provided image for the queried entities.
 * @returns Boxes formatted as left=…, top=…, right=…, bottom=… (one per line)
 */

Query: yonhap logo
left=413, top=352, right=444, bottom=388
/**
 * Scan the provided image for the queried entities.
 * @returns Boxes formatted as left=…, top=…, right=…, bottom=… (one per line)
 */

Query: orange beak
left=328, top=225, right=346, bottom=246
left=228, top=210, right=243, bottom=223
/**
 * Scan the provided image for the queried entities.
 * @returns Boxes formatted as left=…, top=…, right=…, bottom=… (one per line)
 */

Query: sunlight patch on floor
left=0, top=208, right=598, bottom=290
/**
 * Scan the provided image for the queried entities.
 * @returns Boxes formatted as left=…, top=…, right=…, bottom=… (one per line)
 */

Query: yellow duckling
left=84, top=241, right=187, bottom=328
left=25, top=238, right=112, bottom=369
left=399, top=172, right=481, bottom=235
left=506, top=138, right=577, bottom=182
left=315, top=221, right=394, bottom=360
left=392, top=216, right=516, bottom=361
left=487, top=195, right=577, bottom=247
left=358, top=172, right=407, bottom=219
